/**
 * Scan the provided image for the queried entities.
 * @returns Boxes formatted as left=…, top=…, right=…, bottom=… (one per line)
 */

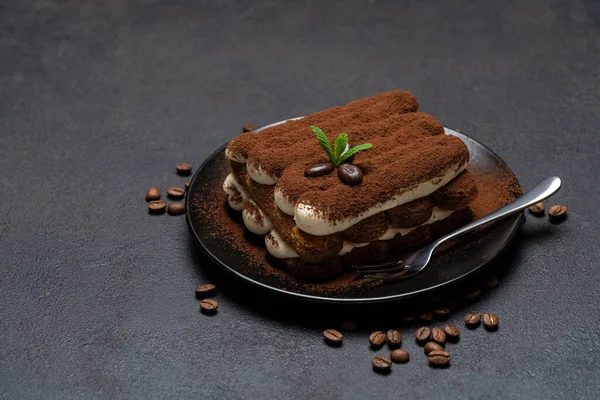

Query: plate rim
left=186, top=121, right=522, bottom=304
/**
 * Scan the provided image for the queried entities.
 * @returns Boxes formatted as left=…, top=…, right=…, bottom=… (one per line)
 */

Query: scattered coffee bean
left=465, top=313, right=481, bottom=328
left=386, top=330, right=402, bottom=349
left=432, top=308, right=450, bottom=320
left=372, top=355, right=392, bottom=372
left=337, top=163, right=363, bottom=186
left=369, top=331, right=386, bottom=348
left=185, top=181, right=190, bottom=189
left=431, top=327, right=446, bottom=345
left=194, top=283, right=217, bottom=298
left=390, top=349, right=410, bottom=364
left=415, top=326, right=431, bottom=345
left=444, top=299, right=458, bottom=310
left=528, top=202, right=545, bottom=216
left=428, top=350, right=451, bottom=367
left=483, top=313, right=499, bottom=331
left=242, top=123, right=256, bottom=132
left=167, top=187, right=186, bottom=199
left=424, top=342, right=444, bottom=355
left=463, top=290, right=482, bottom=302
left=200, top=299, right=218, bottom=314
left=444, top=325, right=460, bottom=341
left=340, top=320, right=358, bottom=331
left=304, top=162, right=335, bottom=178
left=548, top=205, right=568, bottom=220
left=148, top=200, right=166, bottom=214
left=483, top=276, right=500, bottom=289
left=400, top=315, right=416, bottom=324
left=168, top=202, right=186, bottom=215
left=145, top=187, right=161, bottom=201
left=417, top=312, right=434, bottom=324
left=323, top=329, right=344, bottom=345
left=176, top=163, right=193, bottom=175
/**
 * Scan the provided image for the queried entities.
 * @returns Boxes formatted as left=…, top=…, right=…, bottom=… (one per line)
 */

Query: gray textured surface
left=1, top=0, right=599, bottom=398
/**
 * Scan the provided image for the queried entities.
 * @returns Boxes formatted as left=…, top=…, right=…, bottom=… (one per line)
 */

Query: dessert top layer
left=226, top=90, right=470, bottom=235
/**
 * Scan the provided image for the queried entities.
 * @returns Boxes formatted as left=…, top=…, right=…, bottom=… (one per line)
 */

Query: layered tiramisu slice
left=223, top=91, right=478, bottom=281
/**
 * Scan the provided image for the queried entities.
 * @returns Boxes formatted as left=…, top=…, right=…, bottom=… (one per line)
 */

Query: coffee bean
left=195, top=283, right=217, bottom=298
left=148, top=200, right=166, bottom=214
left=185, top=181, right=190, bottom=189
left=432, top=308, right=450, bottom=320
left=431, top=327, right=446, bottom=345
left=323, top=329, right=344, bottom=345
left=483, top=276, right=500, bottom=289
left=386, top=330, right=402, bottom=349
left=390, top=349, right=410, bottom=364
left=444, top=325, right=460, bottom=341
left=304, top=162, right=335, bottom=178
left=424, top=342, right=444, bottom=355
left=200, top=299, right=218, bottom=314
left=548, top=205, right=567, bottom=220
left=415, top=326, right=431, bottom=345
left=369, top=331, right=386, bottom=348
left=465, top=313, right=481, bottom=328
left=337, top=163, right=363, bottom=186
left=483, top=313, right=499, bottom=330
left=340, top=320, right=358, bottom=331
left=241, top=123, right=256, bottom=132
left=463, top=290, right=482, bottom=302
left=167, top=187, right=185, bottom=199
left=528, top=202, right=545, bottom=216
left=417, top=312, right=434, bottom=324
left=176, top=163, right=193, bottom=175
left=428, top=350, right=451, bottom=367
left=400, top=315, right=415, bottom=324
left=145, top=187, right=161, bottom=201
left=168, top=202, right=186, bottom=215
left=372, top=355, right=392, bottom=372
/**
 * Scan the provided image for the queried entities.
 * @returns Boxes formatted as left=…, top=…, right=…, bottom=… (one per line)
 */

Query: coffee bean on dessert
left=424, top=342, right=444, bottom=355
left=548, top=205, right=568, bottom=219
left=483, top=313, right=499, bottom=331
left=428, top=350, right=451, bottom=367
left=168, top=202, right=186, bottom=215
left=415, top=326, right=431, bottom=344
left=194, top=283, right=217, bottom=298
left=483, top=276, right=500, bottom=289
left=386, top=330, right=402, bottom=349
left=337, top=163, right=363, bottom=186
left=528, top=202, right=545, bottom=216
left=390, top=349, right=410, bottom=364
left=176, top=163, right=193, bottom=175
left=185, top=181, right=190, bottom=189
left=167, top=186, right=186, bottom=199
left=432, top=308, right=450, bottom=320
left=304, top=162, right=335, bottom=178
left=323, top=329, right=344, bottom=345
left=145, top=187, right=161, bottom=201
left=431, top=327, right=446, bottom=345
left=372, top=355, right=392, bottom=372
left=465, top=313, right=481, bottom=328
left=369, top=331, right=386, bottom=348
left=444, top=325, right=460, bottom=341
left=463, top=290, right=482, bottom=302
left=200, top=299, right=218, bottom=314
left=148, top=200, right=166, bottom=214
left=241, top=123, right=256, bottom=132
left=417, top=312, right=434, bottom=324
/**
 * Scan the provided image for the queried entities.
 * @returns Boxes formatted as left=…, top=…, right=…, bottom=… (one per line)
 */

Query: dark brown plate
left=186, top=120, right=522, bottom=303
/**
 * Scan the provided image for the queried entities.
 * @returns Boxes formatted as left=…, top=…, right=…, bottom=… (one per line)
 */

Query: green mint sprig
left=310, top=125, right=372, bottom=167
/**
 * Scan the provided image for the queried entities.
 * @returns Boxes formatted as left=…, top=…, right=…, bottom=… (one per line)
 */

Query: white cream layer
left=265, top=230, right=299, bottom=259
left=225, top=148, right=247, bottom=163
left=378, top=207, right=455, bottom=241
left=294, top=162, right=466, bottom=235
left=247, top=162, right=278, bottom=185
left=223, top=174, right=248, bottom=211
left=242, top=200, right=273, bottom=235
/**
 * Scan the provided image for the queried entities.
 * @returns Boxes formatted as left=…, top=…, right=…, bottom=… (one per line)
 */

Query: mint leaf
left=311, top=125, right=334, bottom=163
left=336, top=143, right=372, bottom=165
left=333, top=133, right=348, bottom=163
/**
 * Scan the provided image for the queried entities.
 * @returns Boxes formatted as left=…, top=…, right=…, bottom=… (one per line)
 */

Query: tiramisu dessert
left=223, top=91, right=478, bottom=281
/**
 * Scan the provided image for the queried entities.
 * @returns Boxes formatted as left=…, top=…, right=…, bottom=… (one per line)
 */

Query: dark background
left=1, top=0, right=599, bottom=398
